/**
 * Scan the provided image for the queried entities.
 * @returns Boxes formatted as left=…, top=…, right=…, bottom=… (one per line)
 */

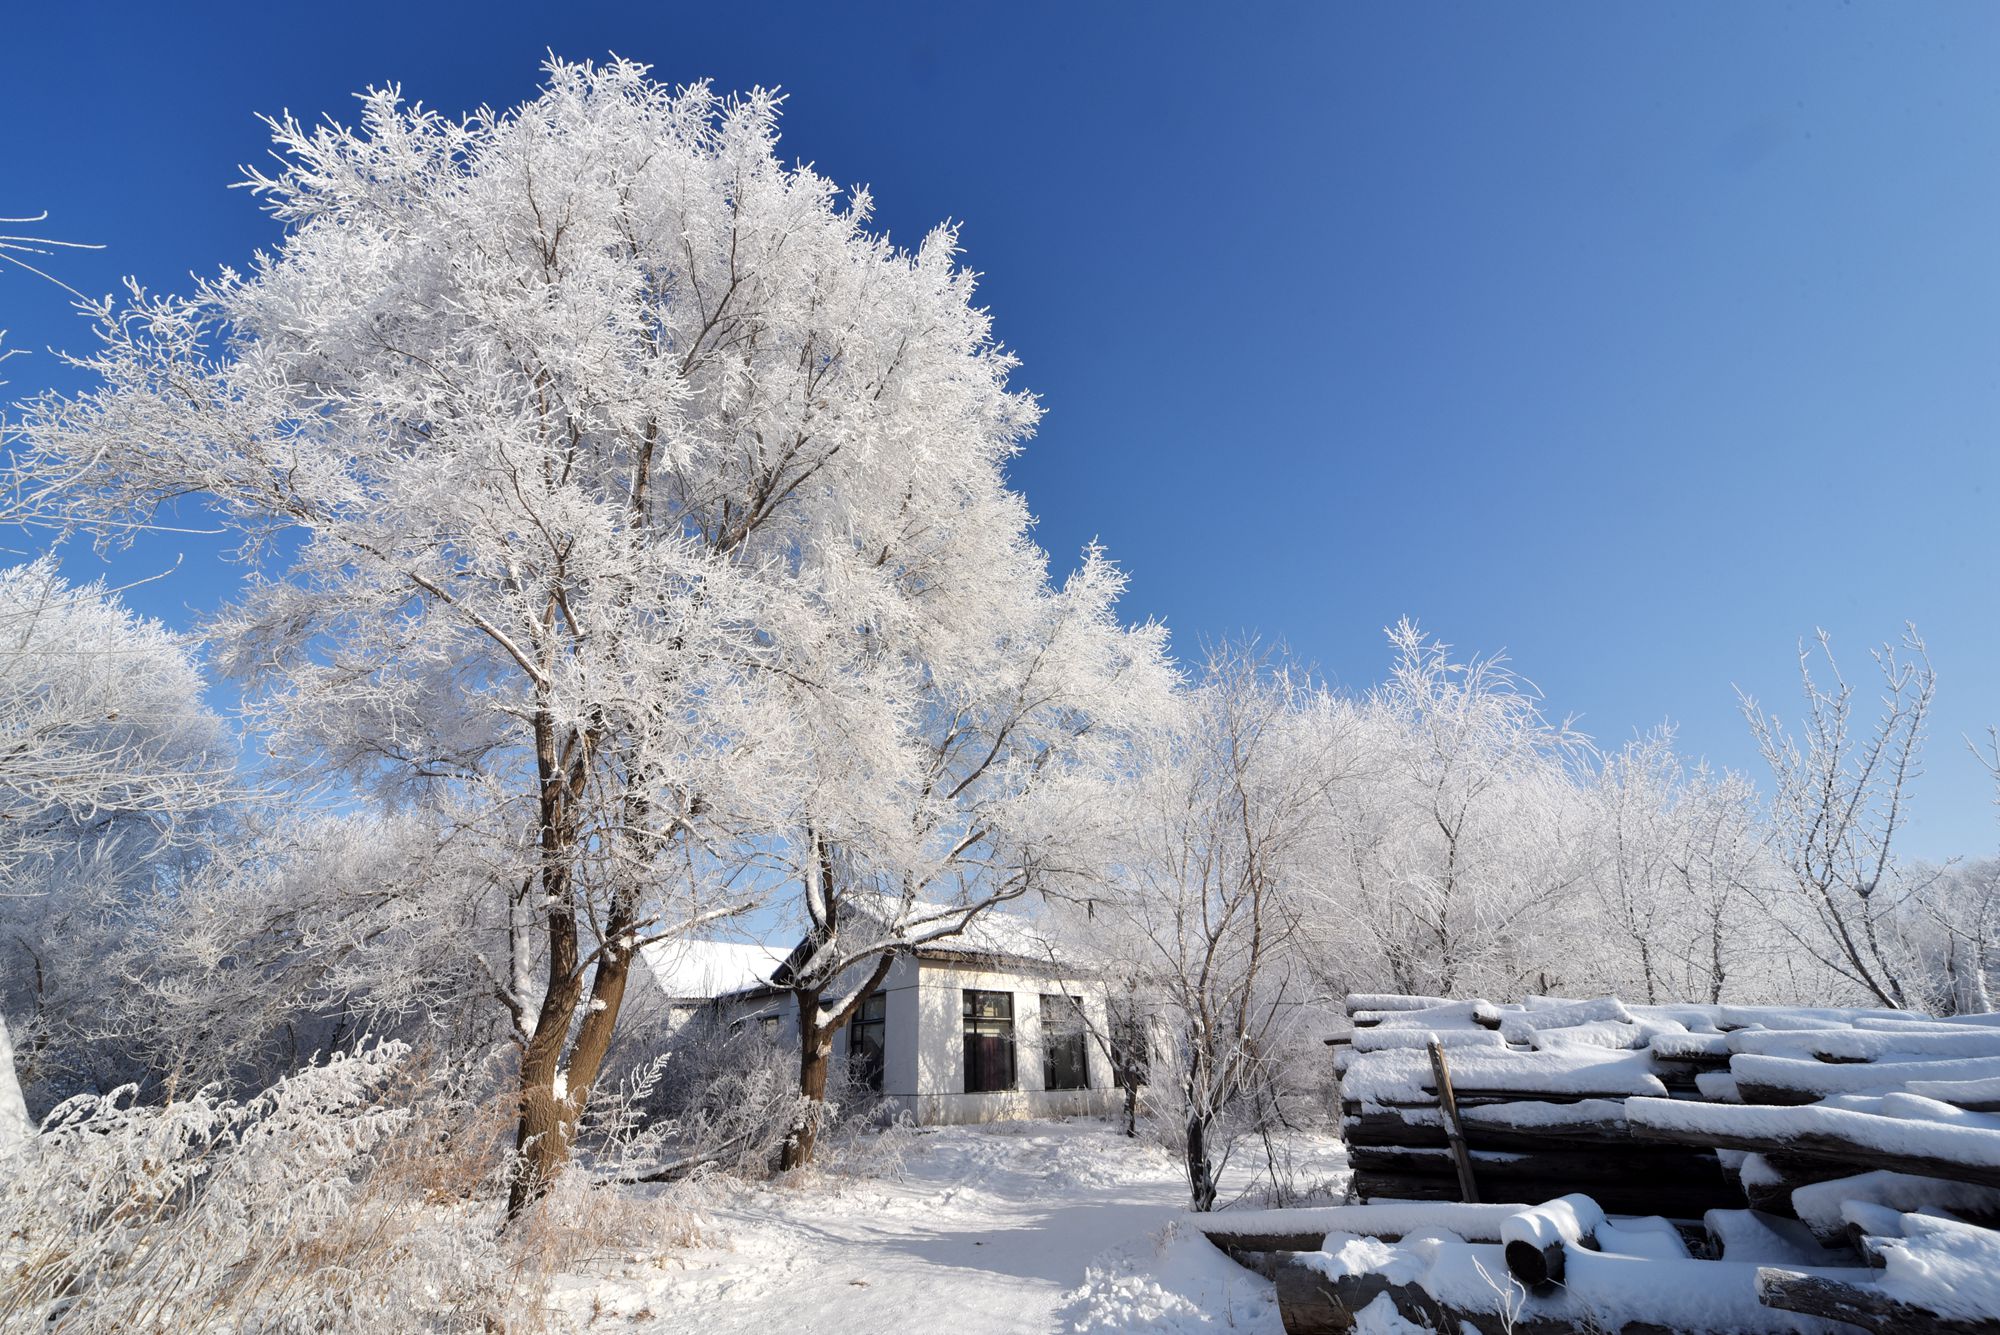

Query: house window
left=849, top=991, right=886, bottom=1093
left=1108, top=1001, right=1150, bottom=1086
left=963, top=990, right=1015, bottom=1093
left=1041, top=994, right=1090, bottom=1091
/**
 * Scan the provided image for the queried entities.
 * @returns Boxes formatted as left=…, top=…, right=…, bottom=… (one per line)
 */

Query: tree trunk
left=508, top=981, right=578, bottom=1219
left=780, top=988, right=828, bottom=1172
left=506, top=946, right=637, bottom=1219
left=779, top=953, right=897, bottom=1171
left=1187, top=1109, right=1218, bottom=1211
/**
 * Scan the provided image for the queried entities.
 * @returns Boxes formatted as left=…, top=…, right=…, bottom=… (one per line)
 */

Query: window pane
left=1041, top=994, right=1089, bottom=1091
left=963, top=990, right=1015, bottom=1092
left=849, top=1003, right=886, bottom=1093
left=963, top=990, right=1013, bottom=1021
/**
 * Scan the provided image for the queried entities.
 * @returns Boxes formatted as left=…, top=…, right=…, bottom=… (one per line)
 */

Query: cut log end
left=1504, top=1236, right=1564, bottom=1289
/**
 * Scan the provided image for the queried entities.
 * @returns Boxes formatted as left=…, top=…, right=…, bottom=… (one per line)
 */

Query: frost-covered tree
left=765, top=548, right=1173, bottom=1168
left=112, top=809, right=523, bottom=1098
left=1324, top=622, right=1593, bottom=998
left=12, top=59, right=1058, bottom=1209
left=1742, top=627, right=1937, bottom=1010
left=0, top=210, right=100, bottom=384
left=1101, top=649, right=1351, bottom=1211
left=0, top=559, right=231, bottom=1100
left=1588, top=732, right=1772, bottom=1004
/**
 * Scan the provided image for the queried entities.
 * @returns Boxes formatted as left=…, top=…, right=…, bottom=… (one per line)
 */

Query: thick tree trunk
left=780, top=989, right=829, bottom=1172
left=1187, top=1109, right=1218, bottom=1212
left=779, top=952, right=897, bottom=1171
left=506, top=911, right=641, bottom=1220
left=509, top=981, right=578, bottom=1219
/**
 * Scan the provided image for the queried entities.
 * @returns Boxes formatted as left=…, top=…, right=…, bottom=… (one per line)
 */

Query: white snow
left=544, top=1119, right=1339, bottom=1334
left=1694, top=1071, right=1743, bottom=1102
left=1501, top=1193, right=1603, bottom=1252
left=640, top=939, right=790, bottom=1001
left=1790, top=1170, right=2000, bottom=1239
left=1497, top=995, right=1634, bottom=1042
left=1702, top=1210, right=1843, bottom=1265
left=0, top=1018, right=33, bottom=1155
left=1873, top=1211, right=2000, bottom=1319
left=1626, top=1095, right=2000, bottom=1169
left=1343, top=1046, right=1667, bottom=1106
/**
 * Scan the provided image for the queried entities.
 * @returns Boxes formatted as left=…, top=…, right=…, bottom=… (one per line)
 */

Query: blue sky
left=4, top=3, right=1997, bottom=856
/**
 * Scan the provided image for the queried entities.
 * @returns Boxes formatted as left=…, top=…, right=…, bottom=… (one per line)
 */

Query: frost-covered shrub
left=0, top=1042, right=539, bottom=1334
left=604, top=1020, right=821, bottom=1182
left=590, top=1010, right=896, bottom=1188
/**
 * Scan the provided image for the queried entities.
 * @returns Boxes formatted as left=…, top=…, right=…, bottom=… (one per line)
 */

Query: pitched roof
left=640, top=939, right=789, bottom=1001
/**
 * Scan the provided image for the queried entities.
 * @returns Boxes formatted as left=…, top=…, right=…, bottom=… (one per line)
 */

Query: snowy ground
left=550, top=1119, right=1346, bottom=1335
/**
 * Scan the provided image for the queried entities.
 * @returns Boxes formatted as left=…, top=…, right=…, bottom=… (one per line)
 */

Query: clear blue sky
left=4, top=3, right=1997, bottom=856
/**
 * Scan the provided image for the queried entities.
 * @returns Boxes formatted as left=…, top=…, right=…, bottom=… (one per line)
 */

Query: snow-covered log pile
left=1336, top=992, right=1741, bottom=1215
left=1196, top=1190, right=2000, bottom=1334
left=1267, top=991, right=2000, bottom=1332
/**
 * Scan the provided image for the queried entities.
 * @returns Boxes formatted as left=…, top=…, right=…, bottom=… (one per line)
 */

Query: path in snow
left=561, top=1120, right=1344, bottom=1335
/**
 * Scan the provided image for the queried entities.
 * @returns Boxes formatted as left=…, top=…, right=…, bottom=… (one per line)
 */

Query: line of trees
left=3, top=59, right=1998, bottom=1240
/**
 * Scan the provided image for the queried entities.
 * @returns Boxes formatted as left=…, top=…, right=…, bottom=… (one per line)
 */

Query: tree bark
left=1187, top=1109, right=1218, bottom=1212
left=780, top=986, right=829, bottom=1172
left=779, top=952, right=897, bottom=1171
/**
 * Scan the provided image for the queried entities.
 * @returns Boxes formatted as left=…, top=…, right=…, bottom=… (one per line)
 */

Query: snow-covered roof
left=899, top=901, right=1075, bottom=967
left=640, top=939, right=789, bottom=1001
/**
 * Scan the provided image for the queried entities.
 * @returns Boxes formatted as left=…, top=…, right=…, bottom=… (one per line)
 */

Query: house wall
left=894, top=957, right=1123, bottom=1126
left=689, top=954, right=1130, bottom=1126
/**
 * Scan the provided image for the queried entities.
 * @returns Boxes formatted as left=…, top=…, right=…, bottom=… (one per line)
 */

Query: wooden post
left=1428, top=1038, right=1480, bottom=1204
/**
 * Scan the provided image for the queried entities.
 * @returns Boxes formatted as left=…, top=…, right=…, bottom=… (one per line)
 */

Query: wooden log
left=1728, top=1028, right=2000, bottom=1062
left=1734, top=1152, right=1855, bottom=1216
left=1733, top=1053, right=2000, bottom=1106
left=1501, top=1199, right=1598, bottom=1291
left=1907, top=1075, right=2000, bottom=1112
left=1344, top=993, right=1453, bottom=1017
left=1349, top=1088, right=1645, bottom=1110
left=1628, top=1098, right=2000, bottom=1190
left=1272, top=1254, right=1688, bottom=1335
left=1428, top=1038, right=1480, bottom=1204
left=1191, top=1202, right=1516, bottom=1252
left=1756, top=1268, right=2000, bottom=1334
left=1504, top=1235, right=1567, bottom=1290
left=1342, top=1108, right=1683, bottom=1154
left=1349, top=1169, right=1738, bottom=1218
left=1272, top=1255, right=1394, bottom=1334
left=1346, top=1144, right=1729, bottom=1190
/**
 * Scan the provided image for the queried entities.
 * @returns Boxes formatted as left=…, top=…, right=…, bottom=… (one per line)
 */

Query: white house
left=642, top=913, right=1151, bottom=1126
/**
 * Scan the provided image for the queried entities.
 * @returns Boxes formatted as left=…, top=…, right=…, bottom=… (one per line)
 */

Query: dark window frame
left=1040, top=993, right=1090, bottom=1091
left=849, top=990, right=887, bottom=1093
left=962, top=989, right=1015, bottom=1093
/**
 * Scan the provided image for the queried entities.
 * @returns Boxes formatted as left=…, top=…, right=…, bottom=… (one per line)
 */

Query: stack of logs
left=1209, top=991, right=2000, bottom=1333
left=1336, top=992, right=1743, bottom=1216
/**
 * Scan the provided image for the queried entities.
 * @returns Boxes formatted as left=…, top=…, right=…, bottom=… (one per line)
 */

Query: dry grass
left=0, top=1043, right=721, bottom=1335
